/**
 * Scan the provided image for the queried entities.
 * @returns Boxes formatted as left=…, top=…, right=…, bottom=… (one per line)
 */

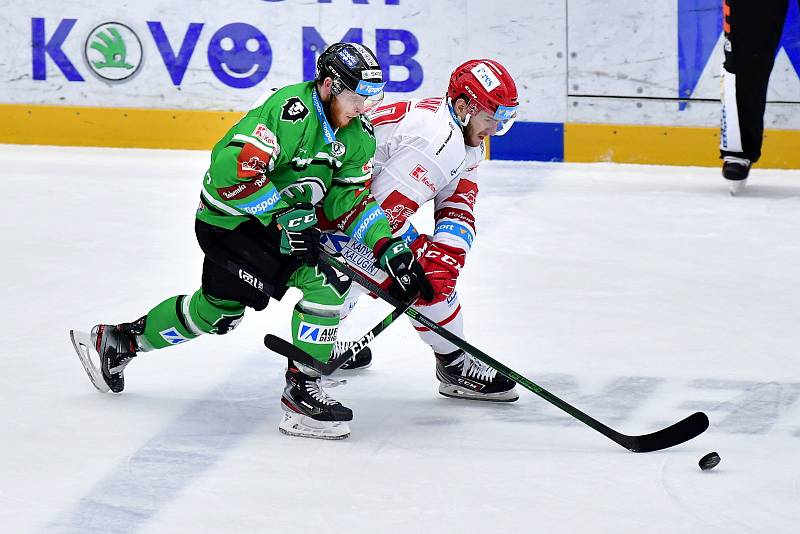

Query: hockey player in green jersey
left=70, top=43, right=433, bottom=440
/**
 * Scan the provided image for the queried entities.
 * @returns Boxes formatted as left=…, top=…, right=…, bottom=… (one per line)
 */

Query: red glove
left=412, top=237, right=466, bottom=305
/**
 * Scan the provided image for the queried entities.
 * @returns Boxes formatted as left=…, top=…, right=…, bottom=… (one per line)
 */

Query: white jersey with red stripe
left=368, top=96, right=483, bottom=255
left=327, top=97, right=481, bottom=354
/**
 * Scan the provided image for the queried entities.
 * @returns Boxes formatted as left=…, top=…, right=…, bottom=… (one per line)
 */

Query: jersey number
left=370, top=97, right=443, bottom=126
left=370, top=101, right=411, bottom=126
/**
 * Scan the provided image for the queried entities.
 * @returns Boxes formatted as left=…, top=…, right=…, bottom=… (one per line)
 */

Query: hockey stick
left=264, top=300, right=410, bottom=375
left=320, top=251, right=710, bottom=453
left=204, top=233, right=406, bottom=374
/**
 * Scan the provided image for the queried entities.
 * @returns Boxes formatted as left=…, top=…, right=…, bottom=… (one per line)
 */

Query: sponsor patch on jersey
left=399, top=223, right=419, bottom=245
left=251, top=124, right=277, bottom=147
left=341, top=239, right=381, bottom=276
left=281, top=97, right=309, bottom=122
left=470, top=63, right=502, bottom=93
left=241, top=155, right=268, bottom=174
left=410, top=164, right=428, bottom=181
left=351, top=205, right=386, bottom=243
left=435, top=221, right=474, bottom=247
left=297, top=322, right=338, bottom=344
left=436, top=124, right=454, bottom=156
left=160, top=327, right=190, bottom=345
left=239, top=189, right=282, bottom=215
left=332, top=196, right=370, bottom=233
left=236, top=144, right=273, bottom=179
left=409, top=164, right=437, bottom=193
left=320, top=232, right=350, bottom=253
left=381, top=190, right=419, bottom=232
left=220, top=174, right=271, bottom=201
left=435, top=207, right=476, bottom=229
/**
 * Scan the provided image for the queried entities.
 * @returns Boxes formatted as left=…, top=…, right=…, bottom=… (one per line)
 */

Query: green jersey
left=196, top=81, right=392, bottom=251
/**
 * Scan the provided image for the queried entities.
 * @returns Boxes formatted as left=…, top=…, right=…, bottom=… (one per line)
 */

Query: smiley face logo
left=208, top=23, right=272, bottom=89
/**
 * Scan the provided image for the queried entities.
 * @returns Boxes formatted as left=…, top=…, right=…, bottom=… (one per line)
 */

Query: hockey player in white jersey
left=324, top=59, right=520, bottom=402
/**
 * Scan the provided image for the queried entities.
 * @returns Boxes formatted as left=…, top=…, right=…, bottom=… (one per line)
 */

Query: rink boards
left=2, top=0, right=799, bottom=167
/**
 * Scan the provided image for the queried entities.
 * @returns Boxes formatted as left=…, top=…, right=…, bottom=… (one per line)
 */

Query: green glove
left=375, top=237, right=434, bottom=303
left=274, top=203, right=320, bottom=265
left=280, top=180, right=326, bottom=205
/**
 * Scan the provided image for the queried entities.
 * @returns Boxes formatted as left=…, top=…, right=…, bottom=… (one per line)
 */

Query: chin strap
left=446, top=97, right=471, bottom=129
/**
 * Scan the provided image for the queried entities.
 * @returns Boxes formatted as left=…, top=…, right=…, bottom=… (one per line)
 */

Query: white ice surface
left=1, top=144, right=799, bottom=533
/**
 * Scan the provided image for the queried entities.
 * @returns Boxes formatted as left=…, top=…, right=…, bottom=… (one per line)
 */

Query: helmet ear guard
left=330, top=77, right=345, bottom=96
left=447, top=93, right=478, bottom=128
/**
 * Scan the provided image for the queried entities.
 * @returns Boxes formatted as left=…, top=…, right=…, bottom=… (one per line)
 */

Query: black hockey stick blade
left=264, top=334, right=354, bottom=375
left=618, top=411, right=709, bottom=453
left=320, top=251, right=710, bottom=453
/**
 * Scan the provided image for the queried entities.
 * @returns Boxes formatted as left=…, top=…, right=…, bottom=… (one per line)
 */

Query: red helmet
left=447, top=59, right=519, bottom=135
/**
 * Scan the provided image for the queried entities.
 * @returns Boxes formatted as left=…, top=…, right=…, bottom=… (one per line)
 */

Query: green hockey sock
left=139, top=290, right=245, bottom=350
left=291, top=306, right=340, bottom=363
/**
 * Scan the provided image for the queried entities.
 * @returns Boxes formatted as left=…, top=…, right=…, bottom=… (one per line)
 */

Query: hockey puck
left=699, top=451, right=721, bottom=470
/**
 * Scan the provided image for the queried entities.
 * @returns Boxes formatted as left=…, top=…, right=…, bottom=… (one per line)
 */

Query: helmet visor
left=491, top=104, right=518, bottom=136
left=354, top=79, right=386, bottom=114
left=337, top=81, right=386, bottom=115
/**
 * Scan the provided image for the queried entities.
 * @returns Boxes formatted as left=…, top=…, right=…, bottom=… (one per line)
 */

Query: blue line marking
left=46, top=362, right=274, bottom=533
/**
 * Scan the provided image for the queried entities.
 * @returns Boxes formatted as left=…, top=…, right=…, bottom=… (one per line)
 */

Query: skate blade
left=728, top=178, right=747, bottom=196
left=70, top=330, right=110, bottom=393
left=438, top=383, right=519, bottom=403
left=278, top=412, right=350, bottom=440
left=331, top=361, right=372, bottom=374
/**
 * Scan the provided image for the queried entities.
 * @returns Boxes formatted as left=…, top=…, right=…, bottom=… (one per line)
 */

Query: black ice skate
left=69, top=318, right=144, bottom=393
left=279, top=366, right=353, bottom=439
left=336, top=342, right=372, bottom=371
left=722, top=156, right=751, bottom=196
left=435, top=350, right=519, bottom=402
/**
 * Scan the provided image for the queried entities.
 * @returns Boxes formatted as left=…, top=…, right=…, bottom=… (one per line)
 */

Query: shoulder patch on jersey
left=330, top=141, right=346, bottom=157
left=281, top=97, right=309, bottom=123
left=251, top=123, right=278, bottom=148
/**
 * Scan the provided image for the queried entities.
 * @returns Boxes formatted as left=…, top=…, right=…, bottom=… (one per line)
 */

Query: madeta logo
left=678, top=0, right=800, bottom=109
